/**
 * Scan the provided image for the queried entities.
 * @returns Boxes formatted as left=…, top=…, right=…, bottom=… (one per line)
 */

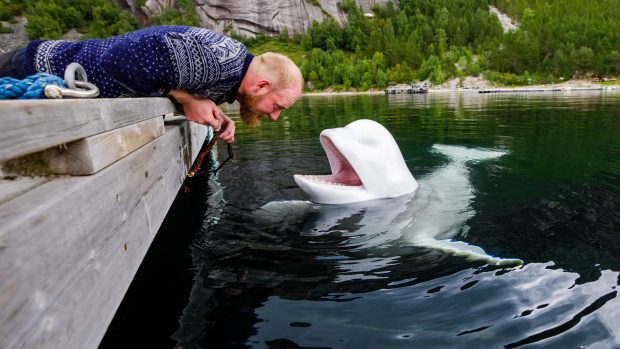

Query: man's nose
left=268, top=110, right=281, bottom=120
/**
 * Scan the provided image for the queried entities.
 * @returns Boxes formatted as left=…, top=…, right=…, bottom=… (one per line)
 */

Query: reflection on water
left=102, top=91, right=620, bottom=349
left=250, top=264, right=618, bottom=349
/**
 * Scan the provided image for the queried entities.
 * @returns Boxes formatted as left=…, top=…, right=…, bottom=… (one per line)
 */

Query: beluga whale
left=276, top=119, right=522, bottom=266
left=293, top=119, right=418, bottom=204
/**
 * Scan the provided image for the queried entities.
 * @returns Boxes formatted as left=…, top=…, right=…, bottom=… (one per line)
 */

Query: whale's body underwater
left=259, top=119, right=521, bottom=265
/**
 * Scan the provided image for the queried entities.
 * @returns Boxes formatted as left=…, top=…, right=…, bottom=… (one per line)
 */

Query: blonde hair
left=251, top=52, right=303, bottom=90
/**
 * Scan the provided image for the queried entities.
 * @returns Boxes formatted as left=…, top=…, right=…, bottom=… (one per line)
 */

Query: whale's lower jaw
left=294, top=175, right=420, bottom=204
left=294, top=174, right=374, bottom=204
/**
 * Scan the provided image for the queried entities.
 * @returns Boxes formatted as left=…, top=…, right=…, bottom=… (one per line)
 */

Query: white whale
left=294, top=119, right=418, bottom=204
left=259, top=120, right=522, bottom=265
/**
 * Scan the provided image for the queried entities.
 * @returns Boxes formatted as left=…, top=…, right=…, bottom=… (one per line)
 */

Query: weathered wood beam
left=0, top=175, right=50, bottom=206
left=8, top=117, right=166, bottom=176
left=0, top=121, right=210, bottom=349
left=0, top=98, right=175, bottom=162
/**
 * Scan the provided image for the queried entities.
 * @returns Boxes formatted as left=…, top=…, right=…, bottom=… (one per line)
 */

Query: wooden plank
left=0, top=121, right=210, bottom=349
left=0, top=174, right=50, bottom=206
left=39, top=117, right=165, bottom=175
left=0, top=98, right=175, bottom=162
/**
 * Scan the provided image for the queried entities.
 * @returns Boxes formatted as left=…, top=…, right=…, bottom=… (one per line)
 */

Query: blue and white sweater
left=24, top=26, right=252, bottom=103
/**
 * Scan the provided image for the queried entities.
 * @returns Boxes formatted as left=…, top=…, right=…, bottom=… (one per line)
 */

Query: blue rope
left=0, top=73, right=66, bottom=99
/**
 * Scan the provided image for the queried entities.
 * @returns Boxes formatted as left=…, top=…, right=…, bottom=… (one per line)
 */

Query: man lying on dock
left=0, top=25, right=304, bottom=143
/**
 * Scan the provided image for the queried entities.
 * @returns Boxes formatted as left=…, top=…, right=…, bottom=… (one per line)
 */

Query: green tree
left=88, top=2, right=138, bottom=38
left=605, top=51, right=620, bottom=75
left=552, top=48, right=572, bottom=79
left=435, top=28, right=447, bottom=56
left=149, top=0, right=198, bottom=26
left=23, top=0, right=137, bottom=39
left=571, top=46, right=595, bottom=76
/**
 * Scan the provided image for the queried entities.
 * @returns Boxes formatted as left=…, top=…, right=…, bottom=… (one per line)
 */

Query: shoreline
left=302, top=78, right=620, bottom=96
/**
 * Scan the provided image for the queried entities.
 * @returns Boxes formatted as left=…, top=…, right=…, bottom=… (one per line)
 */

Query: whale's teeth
left=299, top=175, right=352, bottom=186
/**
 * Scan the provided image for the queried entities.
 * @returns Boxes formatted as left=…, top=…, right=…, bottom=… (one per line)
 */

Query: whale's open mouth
left=296, top=136, right=362, bottom=187
left=293, top=119, right=418, bottom=204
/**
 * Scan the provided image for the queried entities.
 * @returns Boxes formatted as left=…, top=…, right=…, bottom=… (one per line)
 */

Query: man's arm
left=168, top=89, right=235, bottom=143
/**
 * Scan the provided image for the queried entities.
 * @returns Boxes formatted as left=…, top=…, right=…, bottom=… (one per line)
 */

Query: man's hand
left=218, top=113, right=235, bottom=143
left=169, top=89, right=235, bottom=142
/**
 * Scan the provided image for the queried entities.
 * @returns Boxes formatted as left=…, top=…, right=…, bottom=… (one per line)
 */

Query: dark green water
left=102, top=91, right=620, bottom=349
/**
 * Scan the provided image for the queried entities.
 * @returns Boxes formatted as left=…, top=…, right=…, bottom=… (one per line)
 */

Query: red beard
left=237, top=92, right=266, bottom=127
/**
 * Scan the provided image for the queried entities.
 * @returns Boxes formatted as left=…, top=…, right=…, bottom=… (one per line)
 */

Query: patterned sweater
left=24, top=26, right=252, bottom=103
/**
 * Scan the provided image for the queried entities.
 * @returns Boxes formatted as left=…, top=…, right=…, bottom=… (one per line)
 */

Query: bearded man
left=0, top=25, right=303, bottom=143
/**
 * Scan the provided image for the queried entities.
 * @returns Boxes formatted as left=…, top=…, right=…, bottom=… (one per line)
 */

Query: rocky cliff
left=132, top=0, right=397, bottom=36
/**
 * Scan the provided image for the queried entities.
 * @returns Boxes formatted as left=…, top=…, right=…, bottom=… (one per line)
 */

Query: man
left=0, top=25, right=303, bottom=142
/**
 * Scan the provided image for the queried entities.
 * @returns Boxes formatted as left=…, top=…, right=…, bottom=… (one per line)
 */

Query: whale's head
left=294, top=119, right=418, bottom=204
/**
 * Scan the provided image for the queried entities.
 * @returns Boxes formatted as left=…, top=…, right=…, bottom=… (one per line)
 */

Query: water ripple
left=191, top=92, right=620, bottom=348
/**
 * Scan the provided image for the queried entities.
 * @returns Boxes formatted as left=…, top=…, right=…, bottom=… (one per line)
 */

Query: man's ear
left=256, top=79, right=272, bottom=91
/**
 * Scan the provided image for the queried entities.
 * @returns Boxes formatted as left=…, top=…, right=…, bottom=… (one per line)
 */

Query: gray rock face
left=139, top=0, right=398, bottom=36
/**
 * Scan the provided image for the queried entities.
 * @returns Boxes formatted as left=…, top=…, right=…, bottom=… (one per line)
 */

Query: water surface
left=102, top=91, right=620, bottom=349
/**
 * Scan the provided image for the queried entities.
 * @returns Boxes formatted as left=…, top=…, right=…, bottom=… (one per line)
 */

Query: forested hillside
left=297, top=0, right=503, bottom=89
left=490, top=0, right=620, bottom=81
left=1, top=0, right=619, bottom=90
left=0, top=0, right=137, bottom=39
left=295, top=0, right=620, bottom=89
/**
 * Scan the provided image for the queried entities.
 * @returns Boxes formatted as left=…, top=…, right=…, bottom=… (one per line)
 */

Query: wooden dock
left=385, top=82, right=429, bottom=94
left=0, top=98, right=210, bottom=349
left=478, top=87, right=605, bottom=93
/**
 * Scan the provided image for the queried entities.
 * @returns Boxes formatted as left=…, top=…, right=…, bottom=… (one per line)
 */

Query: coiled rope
left=0, top=73, right=66, bottom=99
left=0, top=63, right=99, bottom=99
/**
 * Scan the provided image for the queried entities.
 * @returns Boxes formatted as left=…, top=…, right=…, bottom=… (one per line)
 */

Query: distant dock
left=385, top=82, right=429, bottom=94
left=479, top=86, right=606, bottom=93
left=0, top=98, right=210, bottom=349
